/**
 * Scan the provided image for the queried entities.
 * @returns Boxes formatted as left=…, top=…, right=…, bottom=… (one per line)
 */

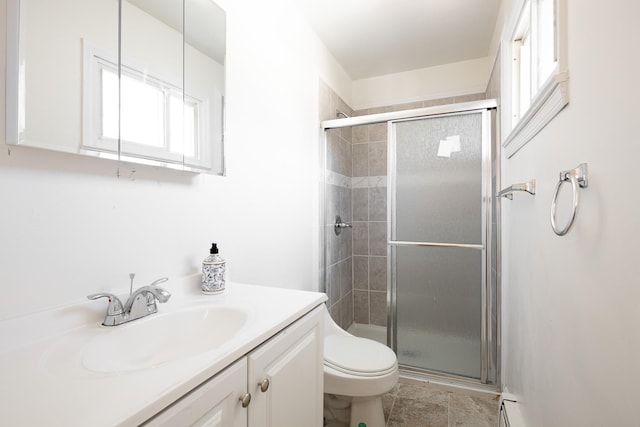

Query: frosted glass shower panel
left=395, top=245, right=482, bottom=378
left=394, top=113, right=483, bottom=244
left=391, top=110, right=488, bottom=380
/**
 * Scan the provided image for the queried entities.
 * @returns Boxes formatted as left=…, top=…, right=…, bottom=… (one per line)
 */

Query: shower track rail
left=321, top=99, right=498, bottom=130
left=389, top=240, right=484, bottom=250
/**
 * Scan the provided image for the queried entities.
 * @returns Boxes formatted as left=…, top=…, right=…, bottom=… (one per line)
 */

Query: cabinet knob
left=259, top=378, right=270, bottom=392
left=239, top=393, right=251, bottom=408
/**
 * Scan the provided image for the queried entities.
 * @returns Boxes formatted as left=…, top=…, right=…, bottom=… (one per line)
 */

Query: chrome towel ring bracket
left=551, top=163, right=589, bottom=236
left=498, top=179, right=536, bottom=200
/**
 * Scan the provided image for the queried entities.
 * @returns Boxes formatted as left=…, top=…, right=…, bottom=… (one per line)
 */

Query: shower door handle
left=388, top=240, right=484, bottom=250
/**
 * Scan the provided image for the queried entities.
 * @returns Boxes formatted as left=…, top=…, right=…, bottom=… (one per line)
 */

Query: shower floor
left=347, top=323, right=387, bottom=345
left=347, top=323, right=480, bottom=379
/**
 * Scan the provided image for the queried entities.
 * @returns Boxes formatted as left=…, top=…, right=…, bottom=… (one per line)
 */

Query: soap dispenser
left=201, top=243, right=226, bottom=294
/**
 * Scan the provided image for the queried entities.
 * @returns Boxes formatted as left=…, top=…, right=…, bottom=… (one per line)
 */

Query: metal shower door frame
left=320, top=99, right=498, bottom=388
left=386, top=108, right=494, bottom=385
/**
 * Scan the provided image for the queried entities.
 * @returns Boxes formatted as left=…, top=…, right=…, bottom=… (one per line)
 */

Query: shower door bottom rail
left=388, top=240, right=484, bottom=250
left=399, top=366, right=500, bottom=393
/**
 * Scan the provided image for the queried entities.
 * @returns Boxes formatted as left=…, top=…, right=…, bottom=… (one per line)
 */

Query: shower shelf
left=497, top=180, right=536, bottom=200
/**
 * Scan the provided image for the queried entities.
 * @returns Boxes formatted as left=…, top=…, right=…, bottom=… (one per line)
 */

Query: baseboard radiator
left=499, top=394, right=526, bottom=427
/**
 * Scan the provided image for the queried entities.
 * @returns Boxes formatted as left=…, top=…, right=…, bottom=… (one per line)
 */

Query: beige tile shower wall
left=351, top=93, right=487, bottom=327
left=320, top=80, right=354, bottom=330
left=351, top=116, right=389, bottom=327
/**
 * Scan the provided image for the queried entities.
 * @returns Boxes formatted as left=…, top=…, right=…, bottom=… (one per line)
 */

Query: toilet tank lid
left=324, top=335, right=397, bottom=374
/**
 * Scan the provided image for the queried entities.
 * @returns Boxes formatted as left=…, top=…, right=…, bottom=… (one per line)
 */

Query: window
left=83, top=42, right=211, bottom=168
left=503, top=0, right=568, bottom=157
left=512, top=0, right=557, bottom=124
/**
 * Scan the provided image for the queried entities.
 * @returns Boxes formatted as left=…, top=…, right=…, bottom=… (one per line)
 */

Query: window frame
left=502, top=0, right=569, bottom=158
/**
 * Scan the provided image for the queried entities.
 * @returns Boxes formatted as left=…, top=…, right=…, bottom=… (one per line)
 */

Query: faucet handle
left=87, top=293, right=124, bottom=315
left=148, top=277, right=169, bottom=287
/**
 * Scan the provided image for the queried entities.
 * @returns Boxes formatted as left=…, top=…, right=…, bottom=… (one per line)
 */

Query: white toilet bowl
left=323, top=306, right=398, bottom=427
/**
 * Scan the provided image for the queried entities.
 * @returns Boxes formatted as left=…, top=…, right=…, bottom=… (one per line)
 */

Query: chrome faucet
left=87, top=277, right=171, bottom=326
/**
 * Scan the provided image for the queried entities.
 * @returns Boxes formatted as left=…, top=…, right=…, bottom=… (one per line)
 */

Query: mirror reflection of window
left=173, top=98, right=198, bottom=158
left=97, top=63, right=201, bottom=161
left=101, top=69, right=119, bottom=142
left=8, top=0, right=226, bottom=174
left=120, top=72, right=165, bottom=149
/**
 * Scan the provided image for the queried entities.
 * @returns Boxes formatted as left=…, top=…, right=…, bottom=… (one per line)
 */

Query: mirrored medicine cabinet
left=6, top=0, right=226, bottom=174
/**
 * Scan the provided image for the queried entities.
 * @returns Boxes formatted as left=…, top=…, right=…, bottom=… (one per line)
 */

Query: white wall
left=499, top=0, right=640, bottom=424
left=351, top=57, right=489, bottom=110
left=0, top=0, right=351, bottom=320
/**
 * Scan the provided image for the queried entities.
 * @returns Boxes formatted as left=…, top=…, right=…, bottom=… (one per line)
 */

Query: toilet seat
left=324, top=335, right=397, bottom=377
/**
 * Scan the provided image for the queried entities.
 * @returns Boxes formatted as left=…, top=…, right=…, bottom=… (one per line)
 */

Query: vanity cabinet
left=143, top=305, right=323, bottom=427
left=248, top=305, right=324, bottom=427
left=143, top=358, right=248, bottom=427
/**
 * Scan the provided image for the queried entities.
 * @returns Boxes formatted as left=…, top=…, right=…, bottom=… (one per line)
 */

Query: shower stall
left=321, top=98, right=499, bottom=388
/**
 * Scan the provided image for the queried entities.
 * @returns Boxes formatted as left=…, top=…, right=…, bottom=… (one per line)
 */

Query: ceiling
left=296, top=0, right=501, bottom=80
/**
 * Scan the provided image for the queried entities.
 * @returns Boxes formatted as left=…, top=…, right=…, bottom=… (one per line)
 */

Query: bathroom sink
left=80, top=305, right=249, bottom=374
left=82, top=306, right=248, bottom=374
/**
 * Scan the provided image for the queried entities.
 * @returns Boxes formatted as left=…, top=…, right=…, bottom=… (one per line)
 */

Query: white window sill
left=503, top=71, right=569, bottom=158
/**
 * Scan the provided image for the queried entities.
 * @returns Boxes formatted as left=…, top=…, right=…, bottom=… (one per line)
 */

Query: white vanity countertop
left=0, top=280, right=327, bottom=426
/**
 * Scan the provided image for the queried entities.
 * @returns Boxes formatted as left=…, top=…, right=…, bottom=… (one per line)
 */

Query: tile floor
left=382, top=381, right=500, bottom=427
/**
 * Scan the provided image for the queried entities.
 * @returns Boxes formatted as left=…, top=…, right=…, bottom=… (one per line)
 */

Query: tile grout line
left=386, top=390, right=398, bottom=427
left=447, top=392, right=452, bottom=427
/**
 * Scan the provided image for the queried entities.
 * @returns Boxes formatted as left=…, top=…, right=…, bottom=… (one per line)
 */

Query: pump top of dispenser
left=210, top=243, right=219, bottom=254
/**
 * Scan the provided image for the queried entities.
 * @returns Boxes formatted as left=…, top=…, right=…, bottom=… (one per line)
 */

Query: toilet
left=322, top=305, right=398, bottom=427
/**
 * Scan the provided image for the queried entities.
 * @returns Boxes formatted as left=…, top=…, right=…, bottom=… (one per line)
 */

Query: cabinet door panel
left=248, top=306, right=324, bottom=427
left=143, top=358, right=247, bottom=427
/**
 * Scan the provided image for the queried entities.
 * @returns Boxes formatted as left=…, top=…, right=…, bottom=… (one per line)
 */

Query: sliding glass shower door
left=389, top=110, right=491, bottom=382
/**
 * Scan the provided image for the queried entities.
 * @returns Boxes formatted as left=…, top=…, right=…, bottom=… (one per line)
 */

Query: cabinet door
left=144, top=358, right=248, bottom=427
left=248, top=305, right=324, bottom=427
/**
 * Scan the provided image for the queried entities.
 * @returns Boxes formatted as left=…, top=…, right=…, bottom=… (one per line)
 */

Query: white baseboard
left=499, top=393, right=526, bottom=427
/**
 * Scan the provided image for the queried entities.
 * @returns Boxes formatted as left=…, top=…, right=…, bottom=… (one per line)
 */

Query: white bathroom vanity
left=0, top=281, right=326, bottom=426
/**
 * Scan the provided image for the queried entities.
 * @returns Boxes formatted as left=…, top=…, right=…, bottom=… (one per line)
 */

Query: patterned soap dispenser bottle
left=201, top=243, right=226, bottom=294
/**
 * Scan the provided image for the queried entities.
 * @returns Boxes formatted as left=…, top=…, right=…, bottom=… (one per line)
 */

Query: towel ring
left=550, top=163, right=589, bottom=236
